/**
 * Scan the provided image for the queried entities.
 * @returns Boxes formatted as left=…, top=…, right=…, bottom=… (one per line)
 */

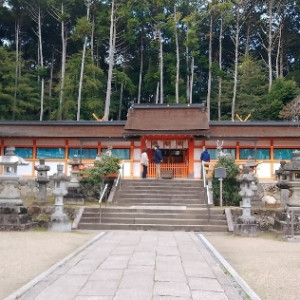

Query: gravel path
left=0, top=230, right=299, bottom=300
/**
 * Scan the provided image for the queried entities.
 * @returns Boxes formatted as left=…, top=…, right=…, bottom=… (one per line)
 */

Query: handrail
left=99, top=183, right=109, bottom=204
left=202, top=161, right=212, bottom=222
left=202, top=161, right=212, bottom=204
left=99, top=183, right=108, bottom=223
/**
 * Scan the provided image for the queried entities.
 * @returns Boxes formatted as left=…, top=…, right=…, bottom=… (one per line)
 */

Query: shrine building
left=1, top=104, right=300, bottom=180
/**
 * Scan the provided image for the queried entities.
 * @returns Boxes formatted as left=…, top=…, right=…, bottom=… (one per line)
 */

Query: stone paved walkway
left=5, top=231, right=259, bottom=300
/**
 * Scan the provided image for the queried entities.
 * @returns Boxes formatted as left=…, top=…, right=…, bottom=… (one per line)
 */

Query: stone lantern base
left=234, top=217, right=260, bottom=237
left=0, top=205, right=34, bottom=231
left=64, top=187, right=85, bottom=205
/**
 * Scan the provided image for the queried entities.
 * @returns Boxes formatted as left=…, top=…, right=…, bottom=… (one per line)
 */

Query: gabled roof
left=123, top=104, right=209, bottom=137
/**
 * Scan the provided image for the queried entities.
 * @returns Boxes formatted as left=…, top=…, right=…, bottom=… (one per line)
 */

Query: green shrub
left=79, top=154, right=121, bottom=200
left=212, top=156, right=241, bottom=206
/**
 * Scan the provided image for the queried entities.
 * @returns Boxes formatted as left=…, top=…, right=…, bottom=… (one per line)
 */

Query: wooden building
left=1, top=104, right=300, bottom=180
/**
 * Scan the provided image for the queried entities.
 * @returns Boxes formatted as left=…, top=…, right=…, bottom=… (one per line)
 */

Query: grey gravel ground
left=205, top=232, right=300, bottom=300
left=0, top=230, right=299, bottom=300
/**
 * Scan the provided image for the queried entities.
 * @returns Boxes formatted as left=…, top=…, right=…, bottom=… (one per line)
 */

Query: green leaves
left=80, top=154, right=121, bottom=187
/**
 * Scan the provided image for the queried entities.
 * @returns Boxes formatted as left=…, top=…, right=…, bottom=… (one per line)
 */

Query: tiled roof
left=124, top=104, right=209, bottom=136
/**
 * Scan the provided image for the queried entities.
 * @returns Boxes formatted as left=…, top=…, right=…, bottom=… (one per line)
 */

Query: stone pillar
left=50, top=164, right=71, bottom=231
left=34, top=158, right=50, bottom=202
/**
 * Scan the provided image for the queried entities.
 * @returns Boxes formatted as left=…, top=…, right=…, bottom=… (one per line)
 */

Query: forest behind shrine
left=1, top=0, right=300, bottom=122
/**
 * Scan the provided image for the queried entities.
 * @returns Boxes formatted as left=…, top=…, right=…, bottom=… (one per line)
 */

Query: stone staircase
left=78, top=179, right=228, bottom=232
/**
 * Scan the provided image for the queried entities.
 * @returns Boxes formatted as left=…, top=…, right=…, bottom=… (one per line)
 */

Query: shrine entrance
left=143, top=137, right=191, bottom=178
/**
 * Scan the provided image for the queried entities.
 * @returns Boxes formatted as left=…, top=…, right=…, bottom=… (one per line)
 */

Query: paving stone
left=192, top=290, right=229, bottom=300
left=128, top=251, right=156, bottom=266
left=184, top=266, right=215, bottom=278
left=75, top=296, right=112, bottom=300
left=188, top=277, right=224, bottom=292
left=156, top=246, right=180, bottom=256
left=153, top=297, right=192, bottom=300
left=33, top=274, right=88, bottom=300
left=118, top=274, right=154, bottom=290
left=89, top=269, right=124, bottom=281
left=78, top=280, right=119, bottom=296
left=100, top=255, right=129, bottom=269
left=155, top=270, right=187, bottom=283
left=153, top=281, right=191, bottom=297
left=113, top=288, right=152, bottom=300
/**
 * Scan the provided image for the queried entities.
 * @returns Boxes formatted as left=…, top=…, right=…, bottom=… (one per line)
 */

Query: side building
left=0, top=104, right=299, bottom=180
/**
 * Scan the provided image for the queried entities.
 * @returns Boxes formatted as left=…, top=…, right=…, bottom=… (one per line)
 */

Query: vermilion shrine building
left=1, top=104, right=299, bottom=180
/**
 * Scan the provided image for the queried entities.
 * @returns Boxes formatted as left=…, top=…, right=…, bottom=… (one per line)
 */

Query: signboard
left=214, top=167, right=227, bottom=179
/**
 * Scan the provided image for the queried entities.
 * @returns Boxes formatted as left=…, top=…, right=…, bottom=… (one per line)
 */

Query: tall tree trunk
left=158, top=27, right=164, bottom=104
left=231, top=9, right=240, bottom=122
left=185, top=26, right=190, bottom=102
left=218, top=18, right=223, bottom=121
left=118, top=81, right=124, bottom=120
left=91, top=16, right=95, bottom=66
left=267, top=0, right=274, bottom=92
left=189, top=56, right=194, bottom=104
left=155, top=82, right=159, bottom=104
left=276, top=21, right=283, bottom=78
left=137, top=34, right=144, bottom=104
left=49, top=51, right=55, bottom=98
left=186, top=44, right=190, bottom=103
left=104, top=0, right=115, bottom=121
left=206, top=13, right=213, bottom=121
left=13, top=19, right=21, bottom=120
left=37, top=7, right=45, bottom=121
left=245, top=25, right=250, bottom=59
left=77, top=0, right=91, bottom=121
left=174, top=5, right=179, bottom=104
left=58, top=3, right=67, bottom=120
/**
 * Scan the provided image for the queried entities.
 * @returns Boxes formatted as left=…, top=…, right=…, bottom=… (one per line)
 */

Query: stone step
left=79, top=222, right=227, bottom=231
left=78, top=223, right=228, bottom=232
left=77, top=179, right=227, bottom=232
left=80, top=217, right=227, bottom=226
left=116, top=187, right=203, bottom=195
left=83, top=206, right=223, bottom=214
left=119, top=180, right=203, bottom=187
left=115, top=196, right=203, bottom=205
left=82, top=210, right=225, bottom=218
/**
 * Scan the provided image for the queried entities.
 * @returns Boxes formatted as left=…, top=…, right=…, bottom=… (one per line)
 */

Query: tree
left=26, top=0, right=47, bottom=121
left=212, top=156, right=241, bottom=206
left=257, top=78, right=299, bottom=120
left=279, top=95, right=300, bottom=121
left=75, top=0, right=92, bottom=121
left=49, top=0, right=74, bottom=120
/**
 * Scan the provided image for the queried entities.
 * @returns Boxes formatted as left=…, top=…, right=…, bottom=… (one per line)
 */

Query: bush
left=79, top=154, right=121, bottom=200
left=212, top=156, right=241, bottom=206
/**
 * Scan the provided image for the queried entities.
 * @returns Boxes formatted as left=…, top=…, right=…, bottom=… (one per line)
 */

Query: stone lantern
left=276, top=150, right=300, bottom=207
left=0, top=146, right=28, bottom=206
left=0, top=146, right=31, bottom=229
left=50, top=164, right=71, bottom=231
left=65, top=155, right=85, bottom=204
left=234, top=165, right=259, bottom=236
left=275, top=150, right=300, bottom=239
left=34, top=158, right=50, bottom=202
